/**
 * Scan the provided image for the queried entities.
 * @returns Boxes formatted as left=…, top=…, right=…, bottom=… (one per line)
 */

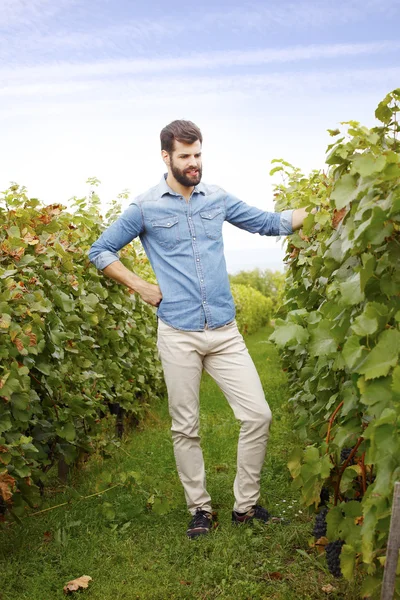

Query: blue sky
left=1, top=0, right=399, bottom=271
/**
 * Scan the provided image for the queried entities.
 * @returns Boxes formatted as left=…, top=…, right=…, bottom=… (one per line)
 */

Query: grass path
left=0, top=326, right=360, bottom=600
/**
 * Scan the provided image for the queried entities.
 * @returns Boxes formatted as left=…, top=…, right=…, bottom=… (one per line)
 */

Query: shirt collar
left=159, top=173, right=206, bottom=197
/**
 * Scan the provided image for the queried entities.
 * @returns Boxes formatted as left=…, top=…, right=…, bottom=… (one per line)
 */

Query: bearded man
left=88, top=120, right=311, bottom=538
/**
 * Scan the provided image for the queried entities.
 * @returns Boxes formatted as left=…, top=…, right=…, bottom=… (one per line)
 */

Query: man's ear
left=161, top=150, right=170, bottom=167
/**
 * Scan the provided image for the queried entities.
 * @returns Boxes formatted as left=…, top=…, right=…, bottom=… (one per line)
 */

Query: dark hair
left=160, top=120, right=202, bottom=154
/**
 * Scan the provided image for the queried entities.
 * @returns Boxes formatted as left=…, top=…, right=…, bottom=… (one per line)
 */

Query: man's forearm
left=101, top=260, right=163, bottom=307
left=102, top=260, right=148, bottom=295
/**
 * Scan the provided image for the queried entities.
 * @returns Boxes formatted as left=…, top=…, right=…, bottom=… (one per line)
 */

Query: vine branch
left=334, top=437, right=364, bottom=506
left=325, top=401, right=344, bottom=450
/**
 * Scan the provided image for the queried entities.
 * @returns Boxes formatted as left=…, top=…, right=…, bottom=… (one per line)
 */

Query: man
left=88, top=120, right=311, bottom=539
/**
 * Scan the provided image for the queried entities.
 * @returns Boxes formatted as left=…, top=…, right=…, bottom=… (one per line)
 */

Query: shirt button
left=196, top=258, right=200, bottom=262
left=200, top=279, right=203, bottom=283
left=167, top=222, right=170, bottom=226
left=193, top=237, right=196, bottom=240
left=189, top=217, right=192, bottom=220
left=203, top=301, right=206, bottom=304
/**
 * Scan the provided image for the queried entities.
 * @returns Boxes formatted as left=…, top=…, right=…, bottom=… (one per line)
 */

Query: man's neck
left=166, top=174, right=193, bottom=201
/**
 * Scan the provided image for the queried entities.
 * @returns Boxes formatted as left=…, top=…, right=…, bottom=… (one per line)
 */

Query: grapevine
left=270, top=89, right=400, bottom=597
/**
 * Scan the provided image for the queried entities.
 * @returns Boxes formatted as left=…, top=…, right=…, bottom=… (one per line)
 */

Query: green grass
left=0, top=326, right=361, bottom=600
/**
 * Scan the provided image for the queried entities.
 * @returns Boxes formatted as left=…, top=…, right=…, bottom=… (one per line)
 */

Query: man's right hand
left=136, top=282, right=163, bottom=307
left=102, top=261, right=162, bottom=307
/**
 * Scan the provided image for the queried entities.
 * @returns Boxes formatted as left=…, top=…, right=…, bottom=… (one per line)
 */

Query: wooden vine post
left=381, top=482, right=400, bottom=600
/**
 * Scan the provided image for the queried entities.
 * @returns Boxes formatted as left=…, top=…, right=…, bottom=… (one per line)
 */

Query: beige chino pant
left=156, top=318, right=272, bottom=515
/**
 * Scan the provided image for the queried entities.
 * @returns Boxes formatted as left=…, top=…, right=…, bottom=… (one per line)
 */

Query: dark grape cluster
left=0, top=495, right=6, bottom=516
left=340, top=447, right=355, bottom=465
left=319, top=486, right=330, bottom=507
left=326, top=540, right=344, bottom=577
left=313, top=507, right=328, bottom=540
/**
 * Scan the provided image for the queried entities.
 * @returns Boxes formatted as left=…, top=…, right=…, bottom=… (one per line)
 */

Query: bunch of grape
left=319, top=486, right=330, bottom=507
left=325, top=540, right=344, bottom=577
left=0, top=495, right=6, bottom=516
left=340, top=447, right=355, bottom=465
left=313, top=507, right=328, bottom=540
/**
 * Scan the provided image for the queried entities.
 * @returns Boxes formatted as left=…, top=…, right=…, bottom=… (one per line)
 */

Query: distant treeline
left=229, top=268, right=286, bottom=310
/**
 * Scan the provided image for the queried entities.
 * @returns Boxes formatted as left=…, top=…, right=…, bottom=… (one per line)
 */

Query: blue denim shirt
left=88, top=175, right=293, bottom=331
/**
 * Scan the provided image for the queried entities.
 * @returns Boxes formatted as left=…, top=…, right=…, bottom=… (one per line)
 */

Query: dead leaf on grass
left=315, top=536, right=329, bottom=554
left=322, top=584, right=337, bottom=594
left=262, top=571, right=284, bottom=580
left=214, top=463, right=229, bottom=472
left=43, top=531, right=52, bottom=543
left=63, top=575, right=92, bottom=594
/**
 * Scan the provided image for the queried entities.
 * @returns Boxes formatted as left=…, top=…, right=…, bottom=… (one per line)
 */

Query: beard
left=170, top=157, right=202, bottom=187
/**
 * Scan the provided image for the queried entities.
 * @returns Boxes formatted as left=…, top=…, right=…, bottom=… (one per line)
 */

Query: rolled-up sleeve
left=224, top=193, right=293, bottom=237
left=88, top=202, right=144, bottom=270
left=278, top=209, right=294, bottom=235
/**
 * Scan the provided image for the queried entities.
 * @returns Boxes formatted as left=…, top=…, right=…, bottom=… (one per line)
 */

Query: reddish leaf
left=0, top=472, right=16, bottom=502
left=332, top=207, right=347, bottom=229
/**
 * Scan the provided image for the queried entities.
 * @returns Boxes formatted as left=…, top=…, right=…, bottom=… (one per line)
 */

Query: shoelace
left=190, top=509, right=211, bottom=529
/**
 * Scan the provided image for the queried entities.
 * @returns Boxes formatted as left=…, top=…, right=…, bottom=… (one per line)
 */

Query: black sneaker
left=186, top=508, right=213, bottom=539
left=232, top=504, right=288, bottom=525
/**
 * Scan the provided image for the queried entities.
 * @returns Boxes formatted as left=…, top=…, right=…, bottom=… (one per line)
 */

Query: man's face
left=166, top=140, right=202, bottom=187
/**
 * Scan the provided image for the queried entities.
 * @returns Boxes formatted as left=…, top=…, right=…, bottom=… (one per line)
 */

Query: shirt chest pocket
left=151, top=216, right=180, bottom=250
left=199, top=207, right=224, bottom=240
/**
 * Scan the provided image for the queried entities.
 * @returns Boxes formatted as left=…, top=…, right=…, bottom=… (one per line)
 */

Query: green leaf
left=342, top=336, right=365, bottom=369
left=7, top=225, right=21, bottom=238
left=326, top=505, right=344, bottom=539
left=375, top=100, right=392, bottom=124
left=152, top=496, right=170, bottom=516
left=0, top=313, right=12, bottom=329
left=269, top=166, right=283, bottom=176
left=0, top=375, right=21, bottom=399
left=359, top=253, right=376, bottom=292
left=101, top=502, right=116, bottom=521
left=340, top=273, right=364, bottom=306
left=52, top=290, right=75, bottom=312
left=340, top=544, right=356, bottom=581
left=392, top=365, right=400, bottom=394
left=269, top=322, right=309, bottom=347
left=357, top=328, right=400, bottom=380
left=351, top=312, right=378, bottom=336
left=287, top=447, right=302, bottom=478
left=360, top=576, right=381, bottom=598
left=309, top=320, right=339, bottom=357
left=352, top=153, right=386, bottom=177
left=58, top=422, right=76, bottom=442
left=11, top=393, right=30, bottom=410
left=0, top=269, right=18, bottom=279
left=331, top=174, right=358, bottom=210
left=35, top=360, right=52, bottom=376
left=358, top=376, right=393, bottom=410
left=0, top=414, right=12, bottom=434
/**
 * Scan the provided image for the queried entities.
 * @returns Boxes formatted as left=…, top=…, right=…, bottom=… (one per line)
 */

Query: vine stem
left=29, top=371, right=59, bottom=420
left=334, top=437, right=364, bottom=506
left=361, top=451, right=367, bottom=495
left=29, top=483, right=123, bottom=517
left=325, top=401, right=344, bottom=451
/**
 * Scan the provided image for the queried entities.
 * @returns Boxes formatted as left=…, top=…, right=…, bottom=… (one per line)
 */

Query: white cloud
left=0, top=0, right=78, bottom=28
left=1, top=41, right=399, bottom=90
left=1, top=0, right=399, bottom=66
left=203, top=0, right=397, bottom=30
left=1, top=64, right=399, bottom=107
